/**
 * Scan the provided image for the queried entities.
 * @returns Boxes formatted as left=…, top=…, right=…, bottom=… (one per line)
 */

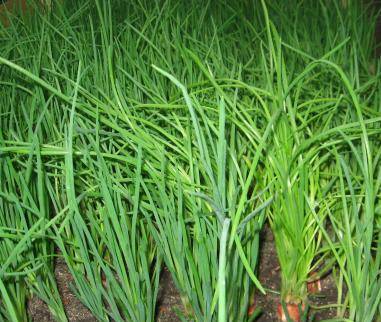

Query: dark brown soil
left=156, top=268, right=183, bottom=322
left=28, top=258, right=96, bottom=322
left=27, top=226, right=339, bottom=322
left=27, top=259, right=183, bottom=322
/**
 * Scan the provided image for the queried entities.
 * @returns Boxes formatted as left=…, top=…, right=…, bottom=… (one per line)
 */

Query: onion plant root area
left=27, top=227, right=339, bottom=321
left=1, top=1, right=381, bottom=322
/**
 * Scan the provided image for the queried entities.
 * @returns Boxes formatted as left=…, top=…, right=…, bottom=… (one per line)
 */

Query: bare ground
left=27, top=226, right=339, bottom=322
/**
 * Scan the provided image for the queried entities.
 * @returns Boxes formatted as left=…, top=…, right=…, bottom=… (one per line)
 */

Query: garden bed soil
left=27, top=226, right=338, bottom=322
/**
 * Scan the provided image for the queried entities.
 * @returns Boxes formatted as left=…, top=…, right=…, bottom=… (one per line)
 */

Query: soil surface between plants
left=28, top=226, right=338, bottom=321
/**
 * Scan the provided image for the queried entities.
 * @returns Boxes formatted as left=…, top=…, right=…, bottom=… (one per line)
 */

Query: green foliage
left=0, top=0, right=380, bottom=321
